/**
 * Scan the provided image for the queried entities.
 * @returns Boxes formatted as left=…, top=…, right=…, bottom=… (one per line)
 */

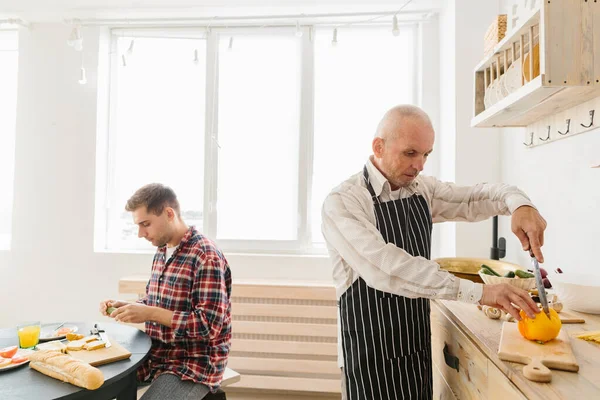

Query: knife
left=530, top=254, right=551, bottom=319
left=91, top=323, right=112, bottom=348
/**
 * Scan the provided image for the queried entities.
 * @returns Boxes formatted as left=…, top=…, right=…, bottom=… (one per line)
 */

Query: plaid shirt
left=136, top=226, right=232, bottom=392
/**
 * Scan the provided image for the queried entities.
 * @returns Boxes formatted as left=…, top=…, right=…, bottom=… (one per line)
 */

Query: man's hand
left=99, top=299, right=129, bottom=317
left=480, top=283, right=539, bottom=321
left=511, top=206, right=547, bottom=262
left=111, top=303, right=154, bottom=324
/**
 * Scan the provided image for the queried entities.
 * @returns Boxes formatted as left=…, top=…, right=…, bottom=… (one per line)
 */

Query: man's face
left=132, top=206, right=173, bottom=247
left=373, top=118, right=434, bottom=189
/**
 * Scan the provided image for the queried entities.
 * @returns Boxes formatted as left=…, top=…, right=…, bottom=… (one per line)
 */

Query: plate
left=0, top=348, right=35, bottom=372
left=39, top=324, right=79, bottom=342
left=502, top=58, right=523, bottom=94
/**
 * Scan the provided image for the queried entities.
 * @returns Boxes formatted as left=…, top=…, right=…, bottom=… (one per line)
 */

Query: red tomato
left=0, top=346, right=18, bottom=358
left=55, top=327, right=73, bottom=336
left=11, top=356, right=28, bottom=364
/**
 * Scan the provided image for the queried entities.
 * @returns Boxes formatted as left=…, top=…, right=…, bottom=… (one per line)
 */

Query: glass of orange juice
left=17, top=321, right=41, bottom=349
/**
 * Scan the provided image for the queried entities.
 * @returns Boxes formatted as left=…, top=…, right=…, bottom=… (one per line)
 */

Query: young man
left=322, top=105, right=545, bottom=400
left=100, top=183, right=232, bottom=399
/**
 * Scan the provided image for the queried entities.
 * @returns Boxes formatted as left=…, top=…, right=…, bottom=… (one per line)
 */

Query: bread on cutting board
left=29, top=350, right=104, bottom=390
left=37, top=340, right=67, bottom=353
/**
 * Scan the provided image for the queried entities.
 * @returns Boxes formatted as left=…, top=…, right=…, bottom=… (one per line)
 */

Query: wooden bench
left=119, top=277, right=342, bottom=399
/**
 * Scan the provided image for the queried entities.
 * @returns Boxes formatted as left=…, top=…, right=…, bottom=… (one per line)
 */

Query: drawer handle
left=443, top=343, right=459, bottom=372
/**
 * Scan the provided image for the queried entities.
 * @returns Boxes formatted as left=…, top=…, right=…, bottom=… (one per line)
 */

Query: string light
left=295, top=20, right=303, bottom=38
left=78, top=66, right=87, bottom=85
left=193, top=48, right=200, bottom=65
left=121, top=54, right=127, bottom=67
left=392, top=15, right=400, bottom=36
left=78, top=51, right=87, bottom=85
left=228, top=36, right=234, bottom=51
left=127, top=39, right=135, bottom=56
left=67, top=26, right=83, bottom=51
left=331, top=28, right=338, bottom=47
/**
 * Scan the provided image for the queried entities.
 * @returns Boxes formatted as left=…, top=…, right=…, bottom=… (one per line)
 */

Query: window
left=103, top=35, right=206, bottom=250
left=311, top=26, right=416, bottom=244
left=0, top=31, right=18, bottom=250
left=216, top=34, right=301, bottom=242
left=98, top=25, right=419, bottom=253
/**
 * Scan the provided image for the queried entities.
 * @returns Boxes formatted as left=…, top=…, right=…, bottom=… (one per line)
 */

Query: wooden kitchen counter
left=432, top=300, right=600, bottom=399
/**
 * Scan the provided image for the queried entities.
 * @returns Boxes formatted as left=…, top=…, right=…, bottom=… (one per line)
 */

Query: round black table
left=0, top=322, right=151, bottom=400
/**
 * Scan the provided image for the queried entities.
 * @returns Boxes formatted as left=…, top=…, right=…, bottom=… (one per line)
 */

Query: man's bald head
left=374, top=104, right=433, bottom=141
left=371, top=105, right=435, bottom=189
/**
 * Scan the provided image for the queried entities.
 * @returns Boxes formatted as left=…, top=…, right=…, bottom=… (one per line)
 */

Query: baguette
left=67, top=339, right=86, bottom=351
left=66, top=333, right=84, bottom=341
left=85, top=341, right=106, bottom=351
left=29, top=350, right=104, bottom=390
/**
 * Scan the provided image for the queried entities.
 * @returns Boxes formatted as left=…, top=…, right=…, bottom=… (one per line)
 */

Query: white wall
left=436, top=0, right=504, bottom=259
left=500, top=127, right=600, bottom=274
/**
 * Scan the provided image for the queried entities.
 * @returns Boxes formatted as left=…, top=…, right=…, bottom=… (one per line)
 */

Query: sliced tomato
left=0, top=346, right=18, bottom=358
left=55, top=327, right=73, bottom=336
left=11, top=356, right=28, bottom=364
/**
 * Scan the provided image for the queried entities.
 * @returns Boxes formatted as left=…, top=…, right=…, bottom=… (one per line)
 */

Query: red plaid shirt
left=136, top=226, right=232, bottom=392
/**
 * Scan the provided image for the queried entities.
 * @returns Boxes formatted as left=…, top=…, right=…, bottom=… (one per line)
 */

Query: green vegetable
left=515, top=269, right=535, bottom=278
left=480, top=268, right=495, bottom=276
left=106, top=306, right=116, bottom=315
left=504, top=271, right=516, bottom=278
left=481, top=264, right=501, bottom=277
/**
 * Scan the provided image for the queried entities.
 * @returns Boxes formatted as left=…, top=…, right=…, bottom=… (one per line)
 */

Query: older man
left=322, top=105, right=544, bottom=400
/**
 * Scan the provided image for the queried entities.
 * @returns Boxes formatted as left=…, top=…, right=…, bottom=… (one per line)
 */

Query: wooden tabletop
left=435, top=300, right=600, bottom=399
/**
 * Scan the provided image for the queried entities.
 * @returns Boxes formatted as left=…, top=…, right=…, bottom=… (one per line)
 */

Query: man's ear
left=166, top=207, right=175, bottom=221
left=372, top=137, right=385, bottom=158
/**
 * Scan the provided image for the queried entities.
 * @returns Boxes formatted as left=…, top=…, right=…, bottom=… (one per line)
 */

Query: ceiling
left=0, top=0, right=443, bottom=22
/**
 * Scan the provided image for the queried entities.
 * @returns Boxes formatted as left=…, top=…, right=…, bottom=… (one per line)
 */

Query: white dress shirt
left=323, top=159, right=535, bottom=366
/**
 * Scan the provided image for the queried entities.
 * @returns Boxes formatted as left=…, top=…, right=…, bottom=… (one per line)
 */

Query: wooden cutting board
left=498, top=322, right=579, bottom=382
left=559, top=311, right=586, bottom=324
left=67, top=336, right=132, bottom=367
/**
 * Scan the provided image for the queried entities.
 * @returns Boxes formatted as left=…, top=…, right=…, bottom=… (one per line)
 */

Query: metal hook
left=539, top=126, right=551, bottom=141
left=581, top=110, right=595, bottom=128
left=523, top=132, right=534, bottom=147
left=558, top=118, right=571, bottom=135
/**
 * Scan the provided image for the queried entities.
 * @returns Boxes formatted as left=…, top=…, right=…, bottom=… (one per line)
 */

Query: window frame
left=97, top=23, right=422, bottom=255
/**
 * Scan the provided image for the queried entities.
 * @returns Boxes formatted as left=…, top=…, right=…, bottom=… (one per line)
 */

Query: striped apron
left=340, top=166, right=433, bottom=400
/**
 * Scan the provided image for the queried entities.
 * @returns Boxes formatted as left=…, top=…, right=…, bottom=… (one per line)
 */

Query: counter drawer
left=431, top=302, right=488, bottom=400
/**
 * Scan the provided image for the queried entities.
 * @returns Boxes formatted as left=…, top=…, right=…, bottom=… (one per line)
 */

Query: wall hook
left=581, top=110, right=595, bottom=128
left=558, top=118, right=571, bottom=135
left=523, top=132, right=534, bottom=147
left=539, top=126, right=551, bottom=141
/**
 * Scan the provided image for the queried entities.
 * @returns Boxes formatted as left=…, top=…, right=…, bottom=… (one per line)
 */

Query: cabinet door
left=432, top=361, right=458, bottom=400
left=487, top=361, right=527, bottom=400
left=430, top=302, right=488, bottom=400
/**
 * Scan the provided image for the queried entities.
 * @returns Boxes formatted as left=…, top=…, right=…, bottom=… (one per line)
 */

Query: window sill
left=94, top=247, right=329, bottom=258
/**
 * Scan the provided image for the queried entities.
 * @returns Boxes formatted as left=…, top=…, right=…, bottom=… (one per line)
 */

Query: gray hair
left=374, top=104, right=433, bottom=139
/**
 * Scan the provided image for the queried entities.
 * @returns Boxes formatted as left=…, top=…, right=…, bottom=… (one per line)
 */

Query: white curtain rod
left=64, top=9, right=434, bottom=27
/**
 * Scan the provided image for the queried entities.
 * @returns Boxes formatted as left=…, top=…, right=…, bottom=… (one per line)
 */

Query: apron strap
left=362, top=165, right=379, bottom=201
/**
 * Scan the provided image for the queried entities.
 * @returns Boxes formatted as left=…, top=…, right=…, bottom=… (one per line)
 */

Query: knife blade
left=91, top=323, right=111, bottom=348
left=530, top=255, right=551, bottom=319
left=98, top=329, right=111, bottom=349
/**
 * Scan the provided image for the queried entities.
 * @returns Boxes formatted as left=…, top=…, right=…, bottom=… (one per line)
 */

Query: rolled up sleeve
left=171, top=256, right=229, bottom=340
